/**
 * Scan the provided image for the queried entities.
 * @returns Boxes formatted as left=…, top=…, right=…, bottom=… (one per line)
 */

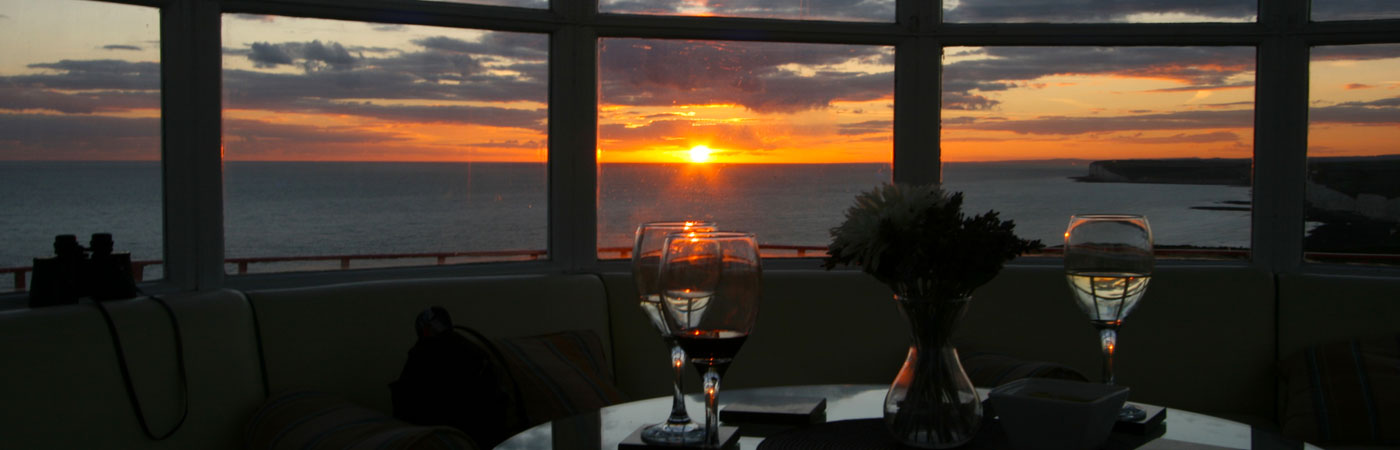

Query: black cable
left=92, top=294, right=190, bottom=441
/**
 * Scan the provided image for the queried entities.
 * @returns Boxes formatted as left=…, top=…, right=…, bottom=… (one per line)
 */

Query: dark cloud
left=224, top=118, right=408, bottom=145
left=838, top=120, right=891, bottom=135
left=9, top=59, right=159, bottom=92
left=949, top=109, right=1253, bottom=135
left=471, top=140, right=544, bottom=149
left=309, top=102, right=546, bottom=131
left=247, top=42, right=294, bottom=67
left=1109, top=131, right=1242, bottom=144
left=599, top=119, right=778, bottom=152
left=245, top=40, right=358, bottom=71
left=601, top=0, right=893, bottom=21
left=0, top=86, right=158, bottom=114
left=1312, top=0, right=1400, bottom=21
left=1312, top=44, right=1400, bottom=62
left=102, top=45, right=142, bottom=51
left=943, top=0, right=1256, bottom=23
left=0, top=113, right=158, bottom=159
left=600, top=39, right=893, bottom=113
left=941, top=46, right=1256, bottom=112
left=414, top=34, right=547, bottom=60
left=944, top=92, right=1000, bottom=111
left=224, top=33, right=548, bottom=111
left=1311, top=96, right=1400, bottom=125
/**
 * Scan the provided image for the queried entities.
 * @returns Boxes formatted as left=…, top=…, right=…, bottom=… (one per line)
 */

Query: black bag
left=389, top=306, right=527, bottom=448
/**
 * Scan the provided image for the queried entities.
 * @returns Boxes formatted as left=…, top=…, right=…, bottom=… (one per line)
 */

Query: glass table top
left=494, top=384, right=1315, bottom=450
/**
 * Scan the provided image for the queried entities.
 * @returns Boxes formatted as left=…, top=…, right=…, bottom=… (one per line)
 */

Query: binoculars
left=29, top=233, right=139, bottom=307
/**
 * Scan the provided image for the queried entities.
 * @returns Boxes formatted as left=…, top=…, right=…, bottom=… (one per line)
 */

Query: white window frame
left=54, top=0, right=1400, bottom=294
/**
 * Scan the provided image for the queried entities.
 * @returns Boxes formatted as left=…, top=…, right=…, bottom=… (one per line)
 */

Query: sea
left=0, top=161, right=1251, bottom=287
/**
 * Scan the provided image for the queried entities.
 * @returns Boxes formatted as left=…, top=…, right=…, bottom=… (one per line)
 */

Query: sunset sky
left=1, top=0, right=1398, bottom=164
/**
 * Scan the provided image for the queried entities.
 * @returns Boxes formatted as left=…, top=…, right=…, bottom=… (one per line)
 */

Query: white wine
left=638, top=295, right=670, bottom=335
left=1065, top=271, right=1150, bottom=326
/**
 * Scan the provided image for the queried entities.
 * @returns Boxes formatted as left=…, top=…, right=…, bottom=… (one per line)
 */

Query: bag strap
left=93, top=294, right=190, bottom=441
left=452, top=325, right=529, bottom=427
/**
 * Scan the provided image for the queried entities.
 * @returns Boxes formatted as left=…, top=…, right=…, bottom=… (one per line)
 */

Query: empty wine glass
left=632, top=221, right=716, bottom=445
left=1064, top=214, right=1153, bottom=421
left=657, top=231, right=761, bottom=448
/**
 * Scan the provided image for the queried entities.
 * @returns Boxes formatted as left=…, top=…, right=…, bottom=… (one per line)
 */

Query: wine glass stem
left=703, top=366, right=721, bottom=447
left=1097, top=326, right=1118, bottom=385
left=666, top=342, right=692, bottom=424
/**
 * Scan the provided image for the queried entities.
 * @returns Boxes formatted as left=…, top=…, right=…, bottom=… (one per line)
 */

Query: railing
left=5, top=246, right=1399, bottom=292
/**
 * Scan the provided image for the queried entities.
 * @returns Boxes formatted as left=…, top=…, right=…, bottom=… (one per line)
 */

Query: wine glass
left=657, top=231, right=761, bottom=448
left=1064, top=214, right=1153, bottom=421
left=632, top=221, right=716, bottom=445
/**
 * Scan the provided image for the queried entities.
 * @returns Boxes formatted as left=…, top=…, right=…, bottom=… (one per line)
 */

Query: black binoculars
left=28, top=233, right=139, bottom=307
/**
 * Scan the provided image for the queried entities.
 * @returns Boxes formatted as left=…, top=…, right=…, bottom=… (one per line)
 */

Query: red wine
left=674, top=329, right=748, bottom=375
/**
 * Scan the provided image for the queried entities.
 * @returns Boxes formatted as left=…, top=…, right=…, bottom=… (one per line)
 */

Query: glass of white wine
left=1064, top=214, right=1152, bottom=421
left=632, top=221, right=716, bottom=445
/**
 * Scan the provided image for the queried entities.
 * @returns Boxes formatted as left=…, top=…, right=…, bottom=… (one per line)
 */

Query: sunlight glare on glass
left=688, top=145, right=714, bottom=164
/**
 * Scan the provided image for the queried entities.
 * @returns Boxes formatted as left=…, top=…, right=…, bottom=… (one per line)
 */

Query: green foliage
left=824, top=183, right=1044, bottom=299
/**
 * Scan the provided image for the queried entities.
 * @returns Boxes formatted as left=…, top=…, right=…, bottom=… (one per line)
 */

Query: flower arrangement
left=824, top=183, right=1044, bottom=300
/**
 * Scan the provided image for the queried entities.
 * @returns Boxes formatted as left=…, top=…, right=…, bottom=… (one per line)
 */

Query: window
left=3, top=0, right=1396, bottom=295
left=941, top=46, right=1255, bottom=257
left=1305, top=44, right=1400, bottom=265
left=596, top=39, right=894, bottom=259
left=0, top=0, right=161, bottom=291
left=942, top=0, right=1255, bottom=23
left=221, top=15, right=548, bottom=274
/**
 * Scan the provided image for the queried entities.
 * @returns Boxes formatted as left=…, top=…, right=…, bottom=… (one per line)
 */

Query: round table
left=494, top=384, right=1315, bottom=450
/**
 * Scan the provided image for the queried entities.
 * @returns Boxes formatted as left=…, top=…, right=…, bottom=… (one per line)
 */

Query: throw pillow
left=496, top=330, right=629, bottom=426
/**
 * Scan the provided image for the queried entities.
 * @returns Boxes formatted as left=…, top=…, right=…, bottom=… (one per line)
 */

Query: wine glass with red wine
left=632, top=221, right=715, bottom=445
left=656, top=231, right=761, bottom=448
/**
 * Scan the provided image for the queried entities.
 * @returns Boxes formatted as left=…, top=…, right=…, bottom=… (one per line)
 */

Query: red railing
left=4, top=247, right=1398, bottom=292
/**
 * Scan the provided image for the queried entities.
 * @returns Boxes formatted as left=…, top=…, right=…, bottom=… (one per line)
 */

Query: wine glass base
left=1118, top=404, right=1148, bottom=422
left=640, top=421, right=705, bottom=445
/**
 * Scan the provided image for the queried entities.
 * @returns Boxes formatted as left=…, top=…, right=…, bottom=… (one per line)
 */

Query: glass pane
left=941, top=47, right=1256, bottom=258
left=1306, top=44, right=1400, bottom=265
left=0, top=0, right=162, bottom=292
left=598, top=39, right=894, bottom=259
left=222, top=15, right=548, bottom=274
left=601, top=0, right=894, bottom=22
left=1313, top=0, right=1400, bottom=21
left=944, top=0, right=1256, bottom=23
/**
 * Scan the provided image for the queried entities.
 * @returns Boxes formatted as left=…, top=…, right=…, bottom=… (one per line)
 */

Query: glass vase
left=884, top=294, right=982, bottom=449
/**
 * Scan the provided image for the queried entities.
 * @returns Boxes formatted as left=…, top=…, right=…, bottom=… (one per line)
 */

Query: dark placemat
left=755, top=419, right=902, bottom=450
left=757, top=418, right=1166, bottom=450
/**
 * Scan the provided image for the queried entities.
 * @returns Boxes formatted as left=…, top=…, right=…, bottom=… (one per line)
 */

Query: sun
left=688, top=145, right=714, bottom=163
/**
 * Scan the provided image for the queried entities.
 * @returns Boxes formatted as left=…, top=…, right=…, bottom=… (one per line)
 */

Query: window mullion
left=1252, top=0, right=1309, bottom=273
left=892, top=0, right=940, bottom=185
left=161, top=0, right=225, bottom=290
left=893, top=36, right=942, bottom=186
left=550, top=0, right=599, bottom=271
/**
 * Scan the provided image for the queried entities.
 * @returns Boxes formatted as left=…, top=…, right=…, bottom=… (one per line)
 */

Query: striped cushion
left=496, top=330, right=628, bottom=426
left=961, top=351, right=1090, bottom=388
left=1280, top=334, right=1400, bottom=445
left=245, top=390, right=478, bottom=450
